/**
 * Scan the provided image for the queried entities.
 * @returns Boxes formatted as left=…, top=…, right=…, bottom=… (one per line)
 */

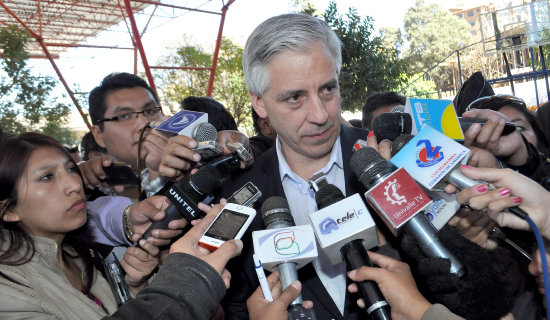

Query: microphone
left=253, top=197, right=317, bottom=320
left=351, top=147, right=466, bottom=277
left=308, top=182, right=391, bottom=320
left=459, top=117, right=515, bottom=136
left=372, top=111, right=412, bottom=142
left=136, top=164, right=222, bottom=246
left=390, top=134, right=414, bottom=157
left=150, top=110, right=208, bottom=136
left=151, top=111, right=224, bottom=160
left=390, top=126, right=529, bottom=221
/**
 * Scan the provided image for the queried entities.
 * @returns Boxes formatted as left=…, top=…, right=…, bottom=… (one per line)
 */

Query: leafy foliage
left=156, top=37, right=252, bottom=134
left=321, top=2, right=406, bottom=111
left=398, top=73, right=438, bottom=99
left=0, top=25, right=76, bottom=145
left=402, top=0, right=472, bottom=93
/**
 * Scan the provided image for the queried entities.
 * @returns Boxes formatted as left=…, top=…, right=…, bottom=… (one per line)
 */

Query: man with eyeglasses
left=81, top=72, right=187, bottom=250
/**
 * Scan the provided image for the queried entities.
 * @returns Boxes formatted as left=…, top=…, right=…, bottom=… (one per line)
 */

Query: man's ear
left=249, top=92, right=267, bottom=118
left=91, top=125, right=107, bottom=149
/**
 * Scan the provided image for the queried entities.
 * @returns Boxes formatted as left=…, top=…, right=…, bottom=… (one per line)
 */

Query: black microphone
left=262, top=197, right=317, bottom=320
left=459, top=117, right=516, bottom=135
left=391, top=134, right=414, bottom=157
left=313, top=184, right=391, bottom=320
left=373, top=105, right=515, bottom=141
left=136, top=164, right=222, bottom=246
left=351, top=147, right=466, bottom=277
left=372, top=112, right=412, bottom=142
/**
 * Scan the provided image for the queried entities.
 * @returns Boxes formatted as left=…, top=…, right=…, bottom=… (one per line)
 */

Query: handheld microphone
left=390, top=134, right=414, bottom=157
left=459, top=117, right=515, bottom=136
left=351, top=147, right=466, bottom=277
left=390, top=126, right=529, bottom=221
left=136, top=164, right=222, bottom=247
left=401, top=98, right=516, bottom=140
left=309, top=183, right=391, bottom=320
left=151, top=111, right=224, bottom=160
left=372, top=111, right=412, bottom=142
left=253, top=197, right=317, bottom=320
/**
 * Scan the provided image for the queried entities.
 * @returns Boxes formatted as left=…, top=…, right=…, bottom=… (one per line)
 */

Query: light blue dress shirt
left=276, top=136, right=348, bottom=316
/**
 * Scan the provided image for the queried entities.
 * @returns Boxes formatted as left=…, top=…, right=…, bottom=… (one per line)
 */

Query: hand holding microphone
left=247, top=271, right=314, bottom=320
left=158, top=122, right=221, bottom=180
left=308, top=180, right=391, bottom=320
left=461, top=108, right=527, bottom=167
left=351, top=146, right=465, bottom=277
left=135, top=164, right=223, bottom=248
left=253, top=197, right=318, bottom=320
left=347, top=251, right=432, bottom=320
left=452, top=166, right=550, bottom=239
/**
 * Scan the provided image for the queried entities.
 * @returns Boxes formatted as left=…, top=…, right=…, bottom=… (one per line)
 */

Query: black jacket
left=219, top=125, right=373, bottom=320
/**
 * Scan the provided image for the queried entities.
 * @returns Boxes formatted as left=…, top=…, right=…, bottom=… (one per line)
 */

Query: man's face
left=250, top=42, right=341, bottom=165
left=92, top=87, right=159, bottom=164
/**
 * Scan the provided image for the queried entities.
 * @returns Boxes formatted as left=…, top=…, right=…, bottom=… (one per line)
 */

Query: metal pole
left=457, top=49, right=463, bottom=87
left=43, top=43, right=134, bottom=50
left=539, top=46, right=550, bottom=102
left=502, top=52, right=516, bottom=95
left=0, top=2, right=92, bottom=130
left=123, top=0, right=156, bottom=92
left=529, top=47, right=540, bottom=108
left=206, top=0, right=234, bottom=97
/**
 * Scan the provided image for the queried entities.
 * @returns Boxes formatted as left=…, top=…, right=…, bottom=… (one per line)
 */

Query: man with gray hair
left=220, top=13, right=378, bottom=319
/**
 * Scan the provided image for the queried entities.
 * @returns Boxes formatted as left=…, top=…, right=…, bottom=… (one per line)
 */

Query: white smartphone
left=198, top=203, right=256, bottom=251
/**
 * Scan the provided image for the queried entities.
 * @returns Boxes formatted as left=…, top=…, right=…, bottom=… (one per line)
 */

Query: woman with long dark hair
left=0, top=132, right=157, bottom=319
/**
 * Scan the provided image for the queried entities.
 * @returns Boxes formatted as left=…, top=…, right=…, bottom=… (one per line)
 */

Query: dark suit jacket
left=220, top=125, right=373, bottom=320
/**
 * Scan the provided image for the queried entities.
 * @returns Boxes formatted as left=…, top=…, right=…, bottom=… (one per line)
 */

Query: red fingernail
left=477, top=185, right=488, bottom=192
left=499, top=188, right=510, bottom=196
left=513, top=197, right=522, bottom=204
left=368, top=131, right=374, bottom=138
left=460, top=164, right=472, bottom=169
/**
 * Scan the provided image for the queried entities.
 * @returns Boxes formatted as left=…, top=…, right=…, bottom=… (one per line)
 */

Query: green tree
left=317, top=2, right=407, bottom=111
left=402, top=0, right=472, bottom=95
left=156, top=37, right=252, bottom=134
left=398, top=73, right=438, bottom=99
left=0, top=25, right=76, bottom=145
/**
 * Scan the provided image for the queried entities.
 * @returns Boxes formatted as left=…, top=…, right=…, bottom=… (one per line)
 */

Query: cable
left=136, top=123, right=152, bottom=194
left=524, top=215, right=550, bottom=320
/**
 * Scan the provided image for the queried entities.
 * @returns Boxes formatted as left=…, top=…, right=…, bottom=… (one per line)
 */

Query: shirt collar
left=276, top=135, right=343, bottom=184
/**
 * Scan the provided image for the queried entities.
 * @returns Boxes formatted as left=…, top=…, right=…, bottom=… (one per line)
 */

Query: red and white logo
left=366, top=168, right=432, bottom=234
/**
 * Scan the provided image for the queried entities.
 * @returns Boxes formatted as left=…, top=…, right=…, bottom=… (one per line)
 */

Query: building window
left=467, top=10, right=474, bottom=17
left=477, top=9, right=480, bottom=12
left=471, top=30, right=477, bottom=35
left=470, top=21, right=475, bottom=26
left=458, top=13, right=464, bottom=18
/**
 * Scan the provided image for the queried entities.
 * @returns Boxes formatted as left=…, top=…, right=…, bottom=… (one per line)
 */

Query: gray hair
left=243, top=13, right=342, bottom=96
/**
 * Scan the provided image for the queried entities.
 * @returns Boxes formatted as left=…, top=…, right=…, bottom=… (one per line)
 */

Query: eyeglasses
left=95, top=107, right=163, bottom=124
left=465, top=94, right=526, bottom=112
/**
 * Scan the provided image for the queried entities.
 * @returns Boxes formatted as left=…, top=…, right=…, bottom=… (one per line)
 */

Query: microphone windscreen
left=315, top=184, right=345, bottom=209
left=188, top=165, right=222, bottom=197
left=391, top=134, right=415, bottom=157
left=350, top=147, right=393, bottom=188
left=391, top=105, right=406, bottom=113
left=372, top=112, right=412, bottom=141
left=192, top=122, right=218, bottom=142
left=261, top=196, right=294, bottom=228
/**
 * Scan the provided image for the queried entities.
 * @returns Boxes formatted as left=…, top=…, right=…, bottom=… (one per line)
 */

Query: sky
left=23, top=0, right=482, bottom=129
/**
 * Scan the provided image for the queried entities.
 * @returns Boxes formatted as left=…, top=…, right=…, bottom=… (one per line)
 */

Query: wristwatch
left=123, top=205, right=135, bottom=243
